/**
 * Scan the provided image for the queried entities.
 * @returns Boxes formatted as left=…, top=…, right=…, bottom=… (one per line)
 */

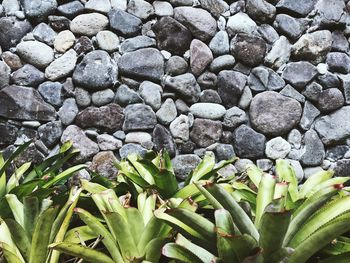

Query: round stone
left=54, top=30, right=75, bottom=53
left=265, top=137, right=291, bottom=159
left=70, top=13, right=109, bottom=36
left=190, top=103, right=226, bottom=120
left=250, top=91, right=302, bottom=136
left=16, top=41, right=54, bottom=68
left=96, top=30, right=120, bottom=52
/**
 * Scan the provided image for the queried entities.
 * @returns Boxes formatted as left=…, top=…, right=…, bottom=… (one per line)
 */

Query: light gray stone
left=170, top=115, right=190, bottom=141
left=156, top=98, right=177, bottom=125
left=58, top=98, right=79, bottom=125
left=16, top=41, right=54, bottom=68
left=45, top=49, right=77, bottom=81
left=265, top=137, right=291, bottom=159
left=190, top=103, right=226, bottom=120
left=70, top=13, right=109, bottom=36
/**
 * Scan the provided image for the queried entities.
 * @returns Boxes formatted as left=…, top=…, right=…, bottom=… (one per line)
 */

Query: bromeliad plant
left=155, top=160, right=350, bottom=262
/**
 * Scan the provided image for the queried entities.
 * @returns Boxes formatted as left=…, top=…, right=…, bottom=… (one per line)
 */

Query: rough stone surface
left=233, top=125, right=266, bottom=159
left=123, top=104, right=157, bottom=131
left=190, top=119, right=222, bottom=147
left=282, top=62, right=318, bottom=89
left=172, top=154, right=201, bottom=179
left=16, top=41, right=54, bottom=69
left=265, top=137, right=291, bottom=159
left=70, top=13, right=108, bottom=36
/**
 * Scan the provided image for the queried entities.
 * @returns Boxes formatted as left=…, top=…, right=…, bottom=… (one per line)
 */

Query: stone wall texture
left=1, top=0, right=350, bottom=180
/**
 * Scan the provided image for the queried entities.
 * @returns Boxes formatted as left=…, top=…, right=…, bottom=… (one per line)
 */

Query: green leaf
left=196, top=182, right=259, bottom=240
left=125, top=207, right=144, bottom=245
left=0, top=242, right=24, bottom=263
left=6, top=162, right=31, bottom=193
left=255, top=173, right=276, bottom=227
left=299, top=170, right=334, bottom=198
left=128, top=154, right=155, bottom=184
left=64, top=226, right=97, bottom=243
left=190, top=152, right=216, bottom=184
left=144, top=237, right=170, bottom=262
left=29, top=206, right=58, bottom=263
left=42, top=164, right=86, bottom=188
left=81, top=179, right=108, bottom=194
left=318, top=253, right=350, bottom=263
left=23, top=196, right=39, bottom=241
left=115, top=161, right=150, bottom=188
left=246, top=164, right=263, bottom=188
left=306, top=177, right=350, bottom=198
left=75, top=208, right=123, bottom=263
left=162, top=243, right=204, bottom=263
left=49, top=242, right=115, bottom=263
left=275, top=159, right=299, bottom=202
left=6, top=194, right=24, bottom=227
left=173, top=183, right=201, bottom=199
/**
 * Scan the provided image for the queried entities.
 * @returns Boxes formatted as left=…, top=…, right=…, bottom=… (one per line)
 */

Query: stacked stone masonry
left=1, top=0, right=350, bottom=180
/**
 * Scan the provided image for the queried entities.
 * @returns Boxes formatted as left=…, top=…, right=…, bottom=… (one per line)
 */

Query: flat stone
left=246, top=0, right=276, bottom=23
left=292, top=30, right=332, bottom=64
left=125, top=132, right=152, bottom=146
left=1, top=52, right=22, bottom=71
left=223, top=106, right=248, bottom=130
left=153, top=124, right=176, bottom=157
left=174, top=7, right=216, bottom=42
left=199, top=0, right=229, bottom=18
left=123, top=104, right=157, bottom=131
left=75, top=87, right=91, bottom=107
left=57, top=1, right=84, bottom=18
left=21, top=0, right=57, bottom=20
left=172, top=154, right=202, bottom=180
left=248, top=66, right=285, bottom=92
left=209, top=55, right=235, bottom=73
left=312, top=0, right=346, bottom=28
left=217, top=70, right=247, bottom=108
left=314, top=106, right=350, bottom=145
left=73, top=50, right=117, bottom=90
left=276, top=0, right=317, bottom=16
left=164, top=73, right=201, bottom=103
left=61, top=125, right=99, bottom=163
left=58, top=98, right=79, bottom=125
left=16, top=41, right=54, bottom=69
left=265, top=137, right=291, bottom=159
left=127, top=0, right=154, bottom=20
left=233, top=124, right=266, bottom=159
left=238, top=86, right=253, bottom=110
left=258, top=24, right=279, bottom=44
left=119, top=35, right=156, bottom=54
left=190, top=103, right=226, bottom=120
left=209, top=31, right=230, bottom=56
left=118, top=48, right=164, bottom=81
left=302, top=82, right=323, bottom=102
left=48, top=15, right=70, bottom=31
left=274, top=14, right=308, bottom=40
left=38, top=81, right=64, bottom=107
left=230, top=33, right=266, bottom=67
left=33, top=23, right=57, bottom=46
left=153, top=1, right=174, bottom=16
left=190, top=119, right=222, bottom=147
left=114, top=85, right=143, bottom=107
left=0, top=85, right=56, bottom=121
left=326, top=52, right=350, bottom=74
left=90, top=151, right=118, bottom=179
left=74, top=36, right=94, bottom=55
left=96, top=31, right=119, bottom=52
left=250, top=91, right=302, bottom=136
left=265, top=36, right=291, bottom=69
left=282, top=62, right=318, bottom=89
left=70, top=13, right=109, bottom=36
left=280, top=85, right=305, bottom=103
left=318, top=88, right=344, bottom=113
left=301, top=129, right=325, bottom=166
left=0, top=17, right=32, bottom=50
left=97, top=134, right=122, bottom=151
left=45, top=49, right=77, bottom=81
left=54, top=30, right=75, bottom=53
left=139, top=81, right=162, bottom=110
left=156, top=98, right=177, bottom=125
left=108, top=8, right=142, bottom=37
left=332, top=31, right=349, bottom=53
left=190, top=39, right=213, bottom=76
left=170, top=115, right=190, bottom=141
left=76, top=103, right=124, bottom=132
left=86, top=0, right=111, bottom=14
left=300, top=101, right=320, bottom=131
left=38, top=121, right=62, bottom=148
left=11, top=64, right=45, bottom=87
left=215, top=144, right=235, bottom=161
left=92, top=89, right=115, bottom=106
left=119, top=143, right=147, bottom=159
left=226, top=12, right=257, bottom=35
left=200, top=90, right=222, bottom=103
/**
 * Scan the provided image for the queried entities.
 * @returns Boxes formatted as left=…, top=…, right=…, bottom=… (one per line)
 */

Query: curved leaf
left=162, top=243, right=204, bottom=263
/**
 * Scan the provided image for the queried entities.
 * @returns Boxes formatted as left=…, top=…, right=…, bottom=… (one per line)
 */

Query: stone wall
left=0, top=0, right=350, bottom=180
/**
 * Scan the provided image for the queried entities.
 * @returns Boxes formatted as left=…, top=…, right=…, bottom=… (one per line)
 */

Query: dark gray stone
left=0, top=61, right=10, bottom=89
left=215, top=144, right=235, bottom=161
left=313, top=0, right=346, bottom=28
left=57, top=1, right=84, bottom=18
left=165, top=56, right=188, bottom=76
left=118, top=48, right=164, bottom=81
left=0, top=122, right=18, bottom=146
left=21, top=0, right=57, bottom=20
left=331, top=31, right=349, bottom=53
left=0, top=86, right=56, bottom=121
left=223, top=106, right=248, bottom=130
left=123, top=104, right=157, bottom=131
left=38, top=81, right=64, bottom=107
left=38, top=121, right=63, bottom=147
left=301, top=129, right=325, bottom=166
left=246, top=0, right=276, bottom=23
left=326, top=52, right=350, bottom=74
left=282, top=62, right=318, bottom=89
left=274, top=14, right=308, bottom=40
left=250, top=91, right=302, bottom=136
left=153, top=124, right=176, bottom=157
left=0, top=17, right=32, bottom=50
left=280, top=85, right=305, bottom=103
left=302, top=82, right=322, bottom=102
left=11, top=64, right=45, bottom=87
left=318, top=88, right=344, bottom=112
left=334, top=159, right=350, bottom=177
left=326, top=145, right=349, bottom=162
left=276, top=0, right=317, bottom=16
left=233, top=124, right=266, bottom=159
left=115, top=85, right=143, bottom=106
left=119, top=35, right=156, bottom=54
left=58, top=98, right=79, bottom=125
left=108, top=8, right=142, bottom=37
left=190, top=118, right=222, bottom=148
left=172, top=154, right=202, bottom=180
left=200, top=90, right=222, bottom=104
left=32, top=23, right=57, bottom=46
left=248, top=66, right=285, bottom=92
left=300, top=101, right=320, bottom=130
left=73, top=50, right=117, bottom=91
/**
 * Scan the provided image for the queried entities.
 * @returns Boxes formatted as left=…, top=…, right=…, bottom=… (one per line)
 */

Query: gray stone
left=334, top=159, right=350, bottom=177
left=246, top=0, right=276, bottom=23
left=165, top=56, right=188, bottom=76
left=115, top=85, right=143, bottom=106
left=92, top=89, right=115, bottom=106
left=326, top=52, right=350, bottom=74
left=190, top=39, right=213, bottom=76
left=33, top=23, right=57, bottom=46
left=61, top=125, right=99, bottom=163
left=74, top=36, right=94, bottom=55
left=58, top=98, right=79, bottom=125
left=250, top=91, right=302, bottom=136
left=276, top=0, right=317, bottom=16
left=75, top=87, right=91, bottom=107
left=257, top=159, right=273, bottom=172
left=119, top=35, right=156, bottom=54
left=21, top=0, right=57, bottom=19
left=302, top=82, right=322, bottom=102
left=301, top=129, right=325, bottom=166
left=90, top=151, right=118, bottom=179
left=174, top=7, right=216, bottom=42
left=235, top=158, right=254, bottom=173
left=73, top=50, right=117, bottom=90
left=16, top=41, right=54, bottom=69
left=223, top=106, right=248, bottom=130
left=125, top=132, right=152, bottom=146
left=300, top=101, right=320, bottom=130
left=123, top=104, right=157, bottom=131
left=217, top=70, right=247, bottom=108
left=257, top=24, right=279, bottom=44
left=156, top=98, right=177, bottom=125
left=317, top=72, right=339, bottom=89
left=1, top=52, right=22, bottom=71
left=326, top=145, right=349, bottom=162
left=38, top=121, right=63, bottom=147
left=209, top=55, right=235, bottom=73
left=209, top=31, right=230, bottom=56
left=164, top=73, right=201, bottom=104
left=265, top=137, right=291, bottom=159
left=2, top=0, right=20, bottom=14
left=288, top=129, right=302, bottom=149
left=57, top=1, right=84, bottom=18
left=172, top=154, right=201, bottom=180
left=76, top=103, right=124, bottom=132
left=197, top=72, right=217, bottom=89
left=97, top=134, right=122, bottom=151
left=85, top=0, right=111, bottom=14
left=113, top=130, right=126, bottom=140
left=0, top=17, right=32, bottom=50
left=233, top=124, right=266, bottom=159
left=48, top=15, right=70, bottom=31
left=190, top=103, right=226, bottom=120
left=318, top=88, right=344, bottom=113
left=153, top=124, right=176, bottom=157
left=265, top=36, right=291, bottom=69
left=70, top=13, right=108, bottom=36
left=314, top=106, right=350, bottom=145
left=215, top=144, right=235, bottom=161
left=238, top=87, right=253, bottom=110
left=96, top=31, right=119, bottom=52
left=127, top=0, right=154, bottom=20
left=53, top=30, right=75, bottom=53
left=119, top=143, right=147, bottom=159
left=170, top=115, right=190, bottom=141
left=226, top=12, right=257, bottom=35
left=280, top=85, right=305, bottom=103
left=312, top=0, right=346, bottom=28
left=11, top=64, right=44, bottom=87
left=139, top=81, right=162, bottom=111
left=38, top=81, right=64, bottom=107
left=274, top=14, right=308, bottom=40
left=0, top=61, right=10, bottom=89
left=292, top=30, right=332, bottom=64
left=45, top=49, right=77, bottom=81
left=331, top=31, right=349, bottom=53
left=282, top=62, right=318, bottom=89
left=118, top=48, right=164, bottom=81
left=230, top=33, right=266, bottom=67
left=153, top=1, right=173, bottom=16
left=0, top=86, right=56, bottom=121
left=200, top=90, right=222, bottom=104
left=190, top=119, right=222, bottom=148
left=0, top=122, right=18, bottom=146
left=248, top=66, right=285, bottom=92
left=199, top=0, right=229, bottom=18
left=108, top=8, right=142, bottom=37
